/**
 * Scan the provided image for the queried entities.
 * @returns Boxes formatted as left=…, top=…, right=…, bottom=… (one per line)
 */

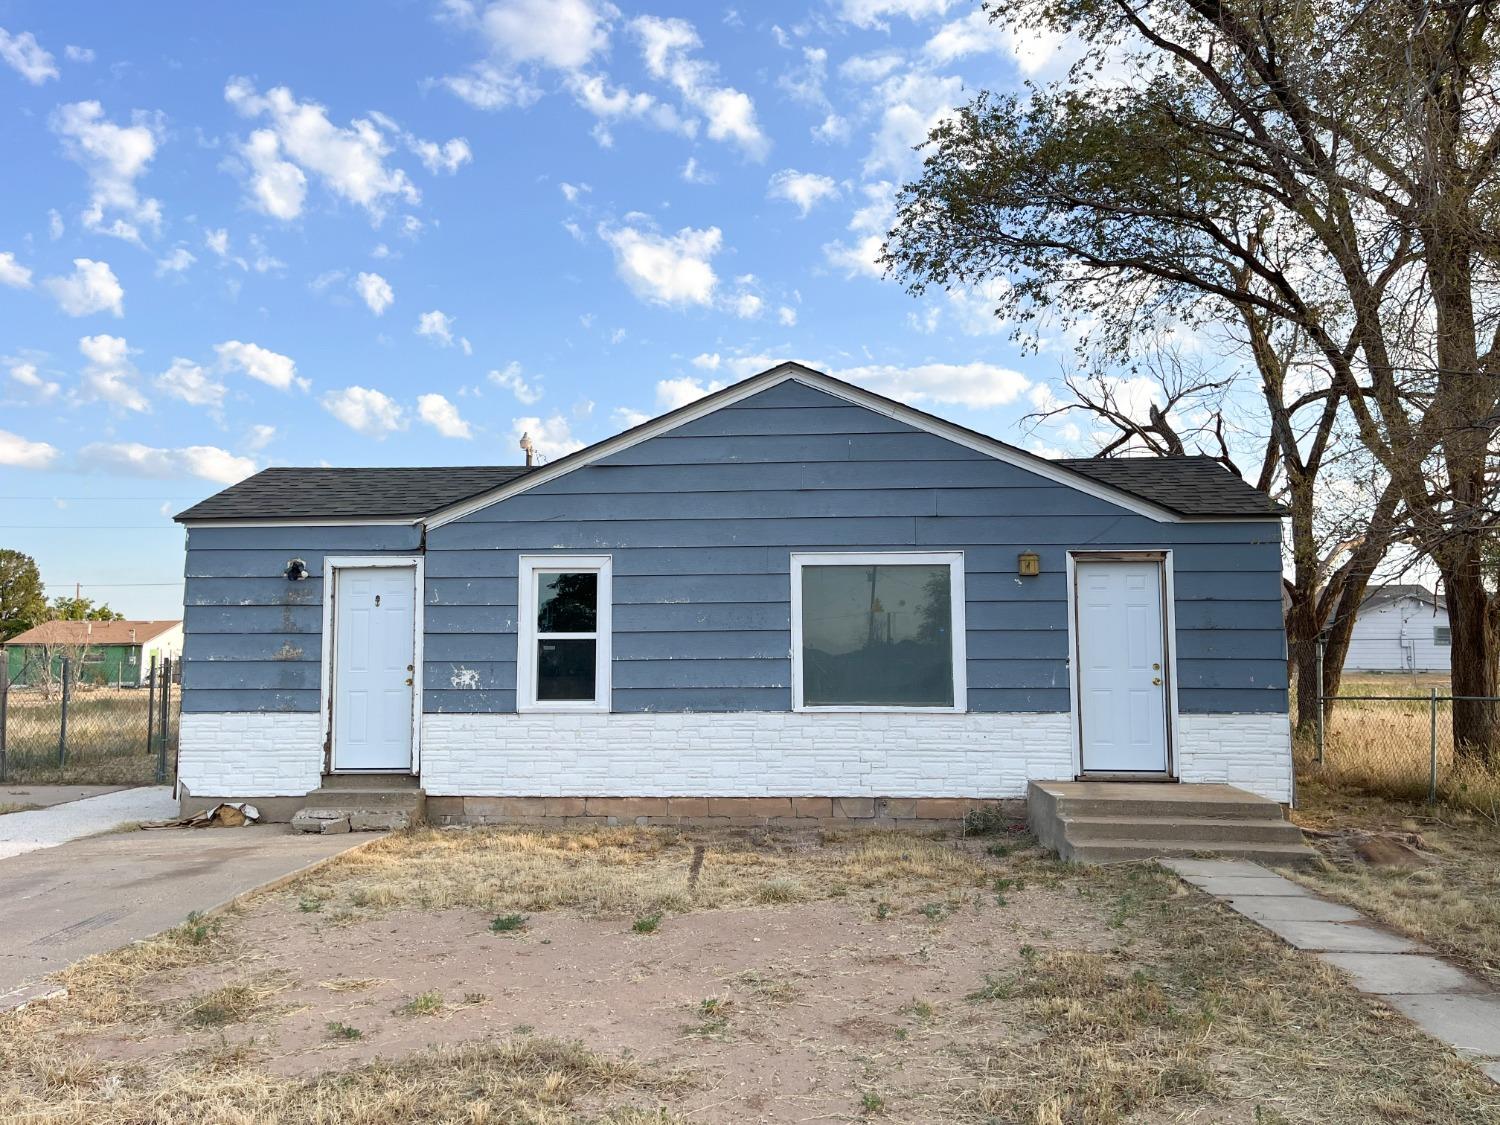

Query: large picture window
left=791, top=552, right=966, bottom=711
left=517, top=555, right=612, bottom=711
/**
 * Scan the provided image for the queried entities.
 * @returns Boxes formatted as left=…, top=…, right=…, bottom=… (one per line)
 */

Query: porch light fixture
left=1017, top=551, right=1040, bottom=577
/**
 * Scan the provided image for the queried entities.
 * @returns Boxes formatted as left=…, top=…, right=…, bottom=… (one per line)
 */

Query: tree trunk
left=1444, top=562, right=1499, bottom=763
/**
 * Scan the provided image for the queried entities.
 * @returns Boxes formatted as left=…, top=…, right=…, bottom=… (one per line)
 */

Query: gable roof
left=174, top=465, right=535, bottom=522
left=176, top=363, right=1285, bottom=526
left=5, top=619, right=180, bottom=647
left=1361, top=584, right=1446, bottom=612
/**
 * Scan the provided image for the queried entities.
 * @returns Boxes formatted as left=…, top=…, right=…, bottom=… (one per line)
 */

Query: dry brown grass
left=0, top=802, right=41, bottom=815
left=955, top=863, right=1497, bottom=1124
left=285, top=823, right=995, bottom=920
left=1287, top=781, right=1500, bottom=986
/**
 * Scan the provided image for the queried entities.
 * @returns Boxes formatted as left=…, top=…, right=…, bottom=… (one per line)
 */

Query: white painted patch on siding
left=177, top=712, right=323, bottom=796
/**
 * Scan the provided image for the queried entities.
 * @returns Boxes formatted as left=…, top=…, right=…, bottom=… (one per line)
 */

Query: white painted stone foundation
left=177, top=708, right=1293, bottom=805
left=177, top=711, right=323, bottom=797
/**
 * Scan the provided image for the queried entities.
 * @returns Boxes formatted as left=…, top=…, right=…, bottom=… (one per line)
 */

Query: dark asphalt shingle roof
left=174, top=466, right=535, bottom=521
left=1055, top=456, right=1284, bottom=518
left=1362, top=584, right=1445, bottom=611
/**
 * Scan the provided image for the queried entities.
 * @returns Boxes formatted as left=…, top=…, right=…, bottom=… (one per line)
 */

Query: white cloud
left=225, top=78, right=423, bottom=222
left=44, top=258, right=124, bottom=317
left=566, top=72, right=693, bottom=146
left=76, top=333, right=149, bottom=412
left=767, top=169, right=839, bottom=217
left=823, top=182, right=894, bottom=280
left=629, top=16, right=769, bottom=159
left=559, top=181, right=589, bottom=202
left=215, top=339, right=307, bottom=391
left=416, top=308, right=460, bottom=346
left=475, top=0, right=614, bottom=69
left=79, top=441, right=255, bottom=484
left=47, top=209, right=63, bottom=239
left=0, top=251, right=32, bottom=288
left=838, top=0, right=953, bottom=30
left=64, top=44, right=94, bottom=63
left=354, top=271, right=394, bottom=315
left=611, top=406, right=651, bottom=428
left=489, top=361, right=542, bottom=404
left=656, top=375, right=723, bottom=409
left=598, top=221, right=721, bottom=307
left=777, top=305, right=797, bottom=327
left=155, top=246, right=196, bottom=276
left=691, top=352, right=721, bottom=370
left=204, top=228, right=231, bottom=257
left=729, top=290, right=763, bottom=318
left=680, top=156, right=713, bottom=184
left=409, top=135, right=472, bottom=174
left=155, top=358, right=226, bottom=411
left=441, top=64, right=540, bottom=111
left=0, top=28, right=58, bottom=84
left=51, top=101, right=163, bottom=243
left=8, top=361, right=59, bottom=401
left=0, top=429, right=59, bottom=469
left=924, top=8, right=1065, bottom=74
left=864, top=71, right=965, bottom=178
left=417, top=392, right=473, bottom=438
left=244, top=423, right=277, bottom=451
left=510, top=413, right=584, bottom=460
left=321, top=385, right=407, bottom=438
left=812, top=112, right=850, bottom=144
left=836, top=361, right=1031, bottom=409
left=945, top=278, right=1014, bottom=335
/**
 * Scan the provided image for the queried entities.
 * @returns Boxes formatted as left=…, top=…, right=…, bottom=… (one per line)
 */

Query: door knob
left=405, top=676, right=414, bottom=685
left=1152, top=677, right=1162, bottom=686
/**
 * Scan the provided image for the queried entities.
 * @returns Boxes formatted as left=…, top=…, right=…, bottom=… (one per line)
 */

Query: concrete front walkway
left=0, top=786, right=179, bottom=859
left=1, top=785, right=127, bottom=811
left=0, top=825, right=371, bottom=1011
left=1165, top=859, right=1500, bottom=1084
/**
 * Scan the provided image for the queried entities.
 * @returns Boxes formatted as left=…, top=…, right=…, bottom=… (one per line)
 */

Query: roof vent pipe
left=519, top=431, right=535, bottom=468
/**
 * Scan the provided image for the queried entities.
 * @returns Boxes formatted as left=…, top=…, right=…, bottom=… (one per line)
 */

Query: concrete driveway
left=0, top=825, right=371, bottom=1010
left=0, top=786, right=180, bottom=860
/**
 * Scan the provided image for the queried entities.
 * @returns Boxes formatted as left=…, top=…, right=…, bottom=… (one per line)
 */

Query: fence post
left=145, top=653, right=157, bottom=762
left=57, top=656, right=71, bottom=767
left=1428, top=688, right=1439, bottom=804
left=0, top=659, right=8, bottom=782
left=1314, top=636, right=1325, bottom=764
left=156, top=657, right=170, bottom=784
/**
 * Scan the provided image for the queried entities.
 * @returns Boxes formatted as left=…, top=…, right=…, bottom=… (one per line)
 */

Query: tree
left=48, top=595, right=124, bottom=622
left=0, top=549, right=48, bottom=642
left=884, top=0, right=1500, bottom=758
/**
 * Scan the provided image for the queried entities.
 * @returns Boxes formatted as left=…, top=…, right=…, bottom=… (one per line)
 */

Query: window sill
left=793, top=705, right=968, bottom=714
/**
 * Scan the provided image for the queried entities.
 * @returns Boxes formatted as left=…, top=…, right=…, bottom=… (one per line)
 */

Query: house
left=5, top=619, right=183, bottom=688
left=1345, top=584, right=1450, bottom=673
left=171, top=362, right=1291, bottom=826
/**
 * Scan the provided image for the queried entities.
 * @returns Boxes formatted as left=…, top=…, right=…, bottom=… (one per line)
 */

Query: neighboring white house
left=1345, top=584, right=1450, bottom=673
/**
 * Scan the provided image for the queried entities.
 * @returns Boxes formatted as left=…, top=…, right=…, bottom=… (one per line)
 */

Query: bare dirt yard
left=3, top=823, right=1497, bottom=1123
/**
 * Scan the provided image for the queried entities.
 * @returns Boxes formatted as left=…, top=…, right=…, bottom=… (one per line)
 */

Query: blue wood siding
left=424, top=381, right=1286, bottom=714
left=179, top=381, right=1286, bottom=716
left=179, top=525, right=419, bottom=713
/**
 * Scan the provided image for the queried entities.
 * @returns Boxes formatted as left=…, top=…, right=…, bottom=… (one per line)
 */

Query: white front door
left=1075, top=559, right=1170, bottom=774
left=332, top=565, right=415, bottom=771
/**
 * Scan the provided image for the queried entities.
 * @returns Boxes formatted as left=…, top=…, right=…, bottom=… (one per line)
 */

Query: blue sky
left=0, top=0, right=1088, bottom=619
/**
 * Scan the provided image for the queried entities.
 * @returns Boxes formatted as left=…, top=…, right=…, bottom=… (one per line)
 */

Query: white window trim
left=790, top=550, right=968, bottom=714
left=517, top=554, right=613, bottom=713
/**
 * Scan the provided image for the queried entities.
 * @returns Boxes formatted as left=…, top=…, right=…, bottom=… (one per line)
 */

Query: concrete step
left=1062, top=838, right=1318, bottom=865
left=1060, top=815, right=1308, bottom=845
left=1052, top=793, right=1284, bottom=821
left=303, top=787, right=425, bottom=809
left=318, top=773, right=421, bottom=790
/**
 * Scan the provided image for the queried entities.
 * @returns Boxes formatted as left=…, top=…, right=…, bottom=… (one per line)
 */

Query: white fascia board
left=424, top=363, right=1191, bottom=529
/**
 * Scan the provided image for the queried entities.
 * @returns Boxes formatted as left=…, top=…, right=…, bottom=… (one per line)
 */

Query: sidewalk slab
left=0, top=825, right=370, bottom=1009
left=1163, top=859, right=1275, bottom=878
left=2, top=785, right=126, bottom=810
left=1319, top=953, right=1475, bottom=994
left=1181, top=874, right=1309, bottom=897
left=1226, top=896, right=1364, bottom=923
left=1384, top=993, right=1500, bottom=1060
left=1255, top=917, right=1428, bottom=953
left=0, top=786, right=179, bottom=859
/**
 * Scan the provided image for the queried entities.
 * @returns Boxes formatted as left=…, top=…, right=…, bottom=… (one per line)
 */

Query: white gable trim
left=425, top=363, right=1188, bottom=529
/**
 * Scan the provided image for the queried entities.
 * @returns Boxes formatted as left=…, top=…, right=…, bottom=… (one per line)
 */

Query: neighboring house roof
left=175, top=466, right=535, bottom=521
left=5, top=619, right=181, bottom=647
left=176, top=363, right=1285, bottom=525
left=1361, top=584, right=1446, bottom=612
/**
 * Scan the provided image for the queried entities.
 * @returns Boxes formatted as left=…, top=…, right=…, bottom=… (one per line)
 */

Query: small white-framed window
left=790, top=551, right=967, bottom=712
left=1434, top=625, right=1452, bottom=646
left=517, top=555, right=612, bottom=712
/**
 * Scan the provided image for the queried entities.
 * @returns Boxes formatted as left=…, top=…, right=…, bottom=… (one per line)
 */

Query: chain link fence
left=1299, top=667, right=1500, bottom=814
left=0, top=655, right=178, bottom=786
